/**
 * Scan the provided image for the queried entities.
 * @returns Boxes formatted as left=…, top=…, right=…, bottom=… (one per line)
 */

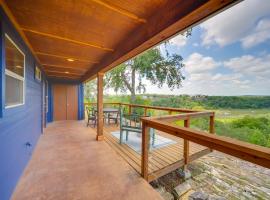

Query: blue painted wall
left=0, top=7, right=85, bottom=200
left=78, top=83, right=85, bottom=120
left=47, top=82, right=53, bottom=123
left=0, top=8, right=45, bottom=200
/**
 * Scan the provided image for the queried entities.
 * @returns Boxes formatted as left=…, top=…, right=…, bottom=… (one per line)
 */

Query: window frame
left=4, top=34, right=26, bottom=109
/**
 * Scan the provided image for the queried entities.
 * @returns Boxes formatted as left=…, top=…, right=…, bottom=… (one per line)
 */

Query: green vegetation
left=95, top=94, right=270, bottom=148
left=105, top=48, right=185, bottom=102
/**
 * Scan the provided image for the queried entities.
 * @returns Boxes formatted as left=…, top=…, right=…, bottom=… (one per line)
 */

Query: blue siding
left=0, top=8, right=44, bottom=200
left=78, top=83, right=84, bottom=120
left=47, top=82, right=53, bottom=123
left=0, top=20, right=4, bottom=118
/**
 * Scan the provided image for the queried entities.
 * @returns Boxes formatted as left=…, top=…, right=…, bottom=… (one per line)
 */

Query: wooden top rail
left=84, top=102, right=198, bottom=113
left=141, top=117, right=270, bottom=169
left=148, top=111, right=215, bottom=122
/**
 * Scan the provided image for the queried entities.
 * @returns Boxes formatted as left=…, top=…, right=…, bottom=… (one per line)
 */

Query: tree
left=105, top=48, right=185, bottom=102
left=84, top=80, right=97, bottom=102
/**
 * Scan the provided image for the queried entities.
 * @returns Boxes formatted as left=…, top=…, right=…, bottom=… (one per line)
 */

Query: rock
left=208, top=194, right=226, bottom=200
left=161, top=192, right=174, bottom=200
left=180, top=190, right=195, bottom=200
left=155, top=186, right=174, bottom=200
left=177, top=168, right=192, bottom=180
left=155, top=186, right=166, bottom=194
left=173, top=182, right=192, bottom=198
left=188, top=191, right=209, bottom=200
left=151, top=180, right=160, bottom=188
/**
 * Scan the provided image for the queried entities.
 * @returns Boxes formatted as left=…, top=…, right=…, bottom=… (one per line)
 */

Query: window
left=5, top=34, right=25, bottom=108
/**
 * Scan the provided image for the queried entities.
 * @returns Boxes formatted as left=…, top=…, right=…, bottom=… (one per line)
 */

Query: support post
left=128, top=105, right=132, bottom=115
left=183, top=118, right=190, bottom=169
left=209, top=114, right=215, bottom=134
left=209, top=113, right=215, bottom=151
left=141, top=121, right=149, bottom=181
left=96, top=72, right=104, bottom=141
left=144, top=108, right=147, bottom=116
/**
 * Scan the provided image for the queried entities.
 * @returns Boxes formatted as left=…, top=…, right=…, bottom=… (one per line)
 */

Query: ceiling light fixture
left=67, top=58, right=74, bottom=62
left=15, top=65, right=23, bottom=68
left=65, top=71, right=69, bottom=74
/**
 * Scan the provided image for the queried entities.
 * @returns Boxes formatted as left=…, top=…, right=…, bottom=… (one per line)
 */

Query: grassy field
left=174, top=108, right=270, bottom=148
left=215, top=108, right=270, bottom=121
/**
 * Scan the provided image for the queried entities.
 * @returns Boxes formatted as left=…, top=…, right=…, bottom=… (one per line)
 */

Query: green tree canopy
left=105, top=48, right=185, bottom=102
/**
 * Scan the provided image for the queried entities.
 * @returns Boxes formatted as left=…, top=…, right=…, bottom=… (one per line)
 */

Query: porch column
left=96, top=72, right=104, bottom=141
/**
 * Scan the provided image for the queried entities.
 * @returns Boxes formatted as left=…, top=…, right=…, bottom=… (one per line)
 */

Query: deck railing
left=84, top=102, right=270, bottom=181
left=141, top=114, right=270, bottom=181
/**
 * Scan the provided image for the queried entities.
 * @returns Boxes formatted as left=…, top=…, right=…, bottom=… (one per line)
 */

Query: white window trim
left=4, top=34, right=26, bottom=109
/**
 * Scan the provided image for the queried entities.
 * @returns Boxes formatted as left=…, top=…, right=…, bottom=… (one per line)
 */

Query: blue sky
left=143, top=0, right=270, bottom=96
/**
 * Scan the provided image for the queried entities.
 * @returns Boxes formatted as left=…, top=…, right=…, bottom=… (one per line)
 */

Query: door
left=67, top=85, right=78, bottom=120
left=53, top=84, right=78, bottom=121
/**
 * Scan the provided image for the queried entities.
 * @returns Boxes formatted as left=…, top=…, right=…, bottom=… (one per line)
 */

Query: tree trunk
left=131, top=91, right=136, bottom=103
left=131, top=68, right=136, bottom=103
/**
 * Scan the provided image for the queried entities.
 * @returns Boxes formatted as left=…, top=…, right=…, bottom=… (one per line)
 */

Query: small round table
left=95, top=108, right=119, bottom=124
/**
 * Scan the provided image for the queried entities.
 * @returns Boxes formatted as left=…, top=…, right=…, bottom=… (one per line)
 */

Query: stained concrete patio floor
left=11, top=121, right=162, bottom=200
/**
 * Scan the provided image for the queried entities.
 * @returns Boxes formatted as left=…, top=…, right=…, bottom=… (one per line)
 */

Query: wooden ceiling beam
left=82, top=0, right=240, bottom=82
left=47, top=75, right=79, bottom=80
left=45, top=70, right=82, bottom=76
left=36, top=52, right=99, bottom=63
left=91, top=0, right=146, bottom=23
left=42, top=64, right=88, bottom=72
left=46, top=72, right=81, bottom=78
left=22, top=28, right=113, bottom=52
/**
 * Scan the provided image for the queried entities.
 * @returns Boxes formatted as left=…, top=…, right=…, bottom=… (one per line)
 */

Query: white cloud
left=241, top=18, right=270, bottom=48
left=169, top=34, right=187, bottom=47
left=200, top=0, right=270, bottom=47
left=224, top=54, right=270, bottom=77
left=184, top=53, right=220, bottom=74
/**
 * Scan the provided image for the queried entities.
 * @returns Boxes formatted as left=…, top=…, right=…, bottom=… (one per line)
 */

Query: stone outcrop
left=151, top=151, right=270, bottom=200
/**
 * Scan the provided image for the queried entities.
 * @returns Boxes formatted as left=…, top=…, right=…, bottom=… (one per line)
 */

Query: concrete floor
left=11, top=121, right=162, bottom=200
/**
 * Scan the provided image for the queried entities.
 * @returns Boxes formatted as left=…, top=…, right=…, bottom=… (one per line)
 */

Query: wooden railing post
left=209, top=114, right=215, bottom=152
left=144, top=108, right=147, bottom=116
left=96, top=72, right=104, bottom=141
left=209, top=114, right=215, bottom=134
left=183, top=118, right=190, bottom=169
left=129, top=105, right=132, bottom=115
left=141, top=121, right=149, bottom=181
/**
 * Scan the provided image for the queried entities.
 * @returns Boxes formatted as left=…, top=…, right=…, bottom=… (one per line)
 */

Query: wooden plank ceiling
left=2, top=0, right=239, bottom=81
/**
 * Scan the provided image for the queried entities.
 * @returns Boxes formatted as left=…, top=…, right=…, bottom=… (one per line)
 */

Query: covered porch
left=11, top=121, right=162, bottom=200
left=2, top=0, right=270, bottom=200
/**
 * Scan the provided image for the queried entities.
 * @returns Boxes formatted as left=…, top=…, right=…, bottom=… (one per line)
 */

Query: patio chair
left=108, top=109, right=120, bottom=125
left=86, top=107, right=97, bottom=127
left=119, top=108, right=155, bottom=147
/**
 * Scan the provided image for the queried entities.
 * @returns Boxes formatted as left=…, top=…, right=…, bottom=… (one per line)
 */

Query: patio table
left=94, top=108, right=119, bottom=124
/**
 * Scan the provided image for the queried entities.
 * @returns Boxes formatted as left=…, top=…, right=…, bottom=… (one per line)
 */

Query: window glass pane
left=5, top=35, right=24, bottom=77
left=5, top=75, right=24, bottom=107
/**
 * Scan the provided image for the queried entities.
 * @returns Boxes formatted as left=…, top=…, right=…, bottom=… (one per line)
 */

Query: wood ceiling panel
left=46, top=71, right=81, bottom=79
left=5, top=0, right=142, bottom=49
left=24, top=31, right=105, bottom=62
left=43, top=65, right=87, bottom=75
left=38, top=55, right=94, bottom=70
left=101, top=0, right=168, bottom=19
